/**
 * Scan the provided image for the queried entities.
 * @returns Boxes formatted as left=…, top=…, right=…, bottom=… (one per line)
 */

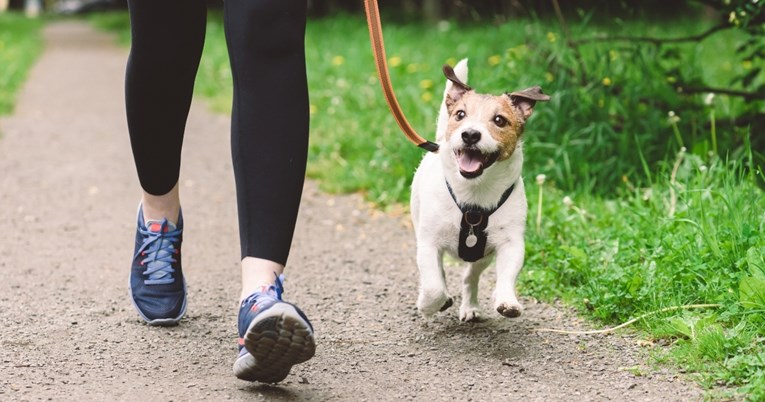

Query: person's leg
left=126, top=0, right=206, bottom=225
left=224, top=0, right=310, bottom=298
left=224, top=0, right=314, bottom=383
left=126, top=0, right=206, bottom=325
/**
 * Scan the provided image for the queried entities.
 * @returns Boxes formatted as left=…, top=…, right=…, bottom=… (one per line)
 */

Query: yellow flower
left=389, top=56, right=402, bottom=67
left=602, top=77, right=612, bottom=86
left=446, top=57, right=457, bottom=67
left=310, top=104, right=318, bottom=114
left=331, top=55, right=345, bottom=66
left=421, top=92, right=433, bottom=102
left=742, top=60, right=753, bottom=70
left=419, top=79, right=433, bottom=90
left=488, top=54, right=501, bottom=66
left=546, top=32, right=556, bottom=43
left=545, top=72, right=554, bottom=83
left=407, top=64, right=419, bottom=74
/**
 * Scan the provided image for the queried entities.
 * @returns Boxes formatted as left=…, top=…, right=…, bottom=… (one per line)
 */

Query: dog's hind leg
left=493, top=237, right=525, bottom=318
left=459, top=257, right=491, bottom=322
left=416, top=246, right=453, bottom=316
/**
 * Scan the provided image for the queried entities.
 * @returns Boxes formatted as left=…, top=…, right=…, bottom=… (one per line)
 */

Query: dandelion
left=563, top=196, right=573, bottom=208
left=488, top=55, right=501, bottom=66
left=309, top=104, right=318, bottom=114
left=602, top=77, right=612, bottom=86
left=536, top=174, right=546, bottom=233
left=546, top=32, right=556, bottom=43
left=331, top=55, right=345, bottom=66
left=707, top=93, right=718, bottom=154
left=668, top=112, right=683, bottom=148
left=419, top=79, right=433, bottom=90
left=667, top=110, right=680, bottom=124
left=389, top=56, right=402, bottom=67
left=421, top=92, right=433, bottom=102
left=545, top=72, right=554, bottom=83
left=407, top=64, right=419, bottom=74
left=446, top=57, right=457, bottom=67
left=742, top=60, right=753, bottom=70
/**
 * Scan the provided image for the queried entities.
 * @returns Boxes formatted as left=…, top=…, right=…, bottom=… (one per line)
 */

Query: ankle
left=141, top=184, right=180, bottom=225
left=241, top=257, right=284, bottom=301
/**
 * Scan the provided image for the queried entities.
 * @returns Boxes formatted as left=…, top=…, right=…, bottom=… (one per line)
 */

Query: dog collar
left=445, top=180, right=516, bottom=262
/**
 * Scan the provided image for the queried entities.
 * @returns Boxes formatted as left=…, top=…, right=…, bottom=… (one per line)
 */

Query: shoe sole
left=233, top=303, right=316, bottom=383
left=127, top=278, right=187, bottom=327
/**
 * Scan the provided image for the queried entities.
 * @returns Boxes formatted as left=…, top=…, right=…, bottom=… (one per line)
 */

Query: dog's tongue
left=459, top=152, right=483, bottom=173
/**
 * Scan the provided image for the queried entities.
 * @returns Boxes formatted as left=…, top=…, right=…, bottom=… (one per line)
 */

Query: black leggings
left=125, top=0, right=309, bottom=265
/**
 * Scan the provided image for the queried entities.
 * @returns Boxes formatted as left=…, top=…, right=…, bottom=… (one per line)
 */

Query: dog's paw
left=459, top=305, right=484, bottom=323
left=417, top=290, right=453, bottom=316
left=495, top=301, right=523, bottom=318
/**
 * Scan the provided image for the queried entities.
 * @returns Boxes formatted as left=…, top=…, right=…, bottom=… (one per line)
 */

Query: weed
left=0, top=13, right=44, bottom=117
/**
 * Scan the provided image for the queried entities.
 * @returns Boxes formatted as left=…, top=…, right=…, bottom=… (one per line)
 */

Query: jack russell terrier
left=410, top=59, right=550, bottom=322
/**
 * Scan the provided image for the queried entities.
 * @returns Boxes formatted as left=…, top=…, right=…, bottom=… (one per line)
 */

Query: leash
left=363, top=0, right=439, bottom=153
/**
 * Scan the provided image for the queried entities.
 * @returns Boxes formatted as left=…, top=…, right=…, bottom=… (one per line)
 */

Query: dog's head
left=441, top=64, right=550, bottom=179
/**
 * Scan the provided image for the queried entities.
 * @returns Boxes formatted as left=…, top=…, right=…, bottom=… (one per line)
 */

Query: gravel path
left=0, top=21, right=703, bottom=401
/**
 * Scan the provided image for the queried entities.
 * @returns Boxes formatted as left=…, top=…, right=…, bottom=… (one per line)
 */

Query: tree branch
left=678, top=85, right=765, bottom=101
left=573, top=23, right=728, bottom=46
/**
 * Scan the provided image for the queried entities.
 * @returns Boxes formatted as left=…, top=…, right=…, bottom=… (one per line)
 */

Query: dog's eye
left=455, top=110, right=466, bottom=121
left=493, top=115, right=508, bottom=127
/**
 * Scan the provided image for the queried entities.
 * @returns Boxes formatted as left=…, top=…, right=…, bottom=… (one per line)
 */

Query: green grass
left=88, top=11, right=765, bottom=399
left=0, top=13, right=44, bottom=117
left=523, top=141, right=765, bottom=399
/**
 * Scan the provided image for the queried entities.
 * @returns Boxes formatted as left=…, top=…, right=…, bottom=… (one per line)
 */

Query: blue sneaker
left=233, top=276, right=316, bottom=383
left=129, top=206, right=187, bottom=326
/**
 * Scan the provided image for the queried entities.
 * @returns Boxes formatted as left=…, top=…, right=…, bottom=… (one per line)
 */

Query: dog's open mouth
left=455, top=148, right=500, bottom=178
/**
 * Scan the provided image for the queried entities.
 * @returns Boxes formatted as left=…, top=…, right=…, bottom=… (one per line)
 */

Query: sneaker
left=129, top=206, right=187, bottom=326
left=233, top=276, right=316, bottom=383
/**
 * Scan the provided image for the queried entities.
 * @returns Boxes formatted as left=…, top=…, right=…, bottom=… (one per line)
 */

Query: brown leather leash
left=363, top=0, right=439, bottom=153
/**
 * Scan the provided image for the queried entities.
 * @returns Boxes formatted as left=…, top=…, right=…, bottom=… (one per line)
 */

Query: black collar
left=445, top=180, right=516, bottom=262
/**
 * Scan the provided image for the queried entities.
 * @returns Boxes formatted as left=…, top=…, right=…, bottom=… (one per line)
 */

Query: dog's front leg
left=416, top=246, right=453, bottom=316
left=459, top=257, right=492, bottom=322
left=493, top=237, right=525, bottom=318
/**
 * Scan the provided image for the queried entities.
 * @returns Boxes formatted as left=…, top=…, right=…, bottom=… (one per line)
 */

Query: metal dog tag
left=465, top=228, right=478, bottom=248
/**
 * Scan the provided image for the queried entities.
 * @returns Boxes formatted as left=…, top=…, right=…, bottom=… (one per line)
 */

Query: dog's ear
left=508, top=86, right=550, bottom=119
left=443, top=64, right=472, bottom=108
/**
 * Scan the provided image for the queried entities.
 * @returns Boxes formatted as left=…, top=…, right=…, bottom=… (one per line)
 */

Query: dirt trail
left=0, top=21, right=702, bottom=401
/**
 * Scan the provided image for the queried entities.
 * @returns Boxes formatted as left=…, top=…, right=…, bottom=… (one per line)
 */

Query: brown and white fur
left=410, top=59, right=549, bottom=322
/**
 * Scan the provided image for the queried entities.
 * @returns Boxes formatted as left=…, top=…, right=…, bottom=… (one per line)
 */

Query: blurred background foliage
left=7, top=0, right=762, bottom=198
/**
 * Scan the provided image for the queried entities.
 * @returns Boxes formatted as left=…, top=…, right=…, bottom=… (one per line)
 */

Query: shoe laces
left=135, top=219, right=182, bottom=285
left=242, top=274, right=286, bottom=306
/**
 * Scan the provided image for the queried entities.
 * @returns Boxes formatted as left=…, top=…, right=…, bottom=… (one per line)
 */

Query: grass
left=524, top=143, right=765, bottom=399
left=0, top=13, right=44, bottom=117
left=86, top=10, right=765, bottom=399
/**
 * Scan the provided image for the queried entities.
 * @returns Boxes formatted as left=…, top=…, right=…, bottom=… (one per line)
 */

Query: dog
left=410, top=59, right=550, bottom=322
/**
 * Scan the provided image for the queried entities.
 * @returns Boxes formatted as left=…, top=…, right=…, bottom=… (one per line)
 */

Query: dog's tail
left=436, top=58, right=468, bottom=142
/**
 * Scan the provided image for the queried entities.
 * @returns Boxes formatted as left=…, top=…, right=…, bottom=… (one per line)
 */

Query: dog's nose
left=461, top=130, right=481, bottom=145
